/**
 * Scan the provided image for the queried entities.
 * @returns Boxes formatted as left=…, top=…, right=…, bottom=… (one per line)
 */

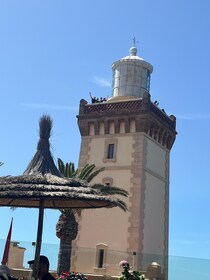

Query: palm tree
left=0, top=162, right=3, bottom=167
left=56, top=208, right=80, bottom=275
left=56, top=158, right=128, bottom=274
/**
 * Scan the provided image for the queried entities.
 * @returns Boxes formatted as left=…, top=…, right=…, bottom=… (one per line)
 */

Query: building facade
left=73, top=46, right=176, bottom=280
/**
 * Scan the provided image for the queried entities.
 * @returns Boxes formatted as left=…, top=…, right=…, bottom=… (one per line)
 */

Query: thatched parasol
left=0, top=115, right=124, bottom=280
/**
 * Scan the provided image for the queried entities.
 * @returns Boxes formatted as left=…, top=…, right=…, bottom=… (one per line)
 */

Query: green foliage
left=92, top=184, right=128, bottom=211
left=119, top=261, right=145, bottom=280
left=57, top=159, right=107, bottom=216
left=57, top=159, right=128, bottom=212
left=57, top=159, right=104, bottom=183
left=92, top=184, right=128, bottom=197
left=57, top=158, right=78, bottom=178
left=76, top=164, right=105, bottom=182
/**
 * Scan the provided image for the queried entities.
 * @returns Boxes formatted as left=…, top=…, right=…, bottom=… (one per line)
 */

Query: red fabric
left=1, top=218, right=13, bottom=265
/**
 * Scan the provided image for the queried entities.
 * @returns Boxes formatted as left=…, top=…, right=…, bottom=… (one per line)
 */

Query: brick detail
left=77, top=93, right=176, bottom=150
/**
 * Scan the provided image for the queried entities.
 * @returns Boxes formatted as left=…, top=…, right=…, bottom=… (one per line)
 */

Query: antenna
left=132, top=36, right=139, bottom=47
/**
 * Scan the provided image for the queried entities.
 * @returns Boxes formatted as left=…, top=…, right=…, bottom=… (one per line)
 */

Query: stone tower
left=74, top=45, right=176, bottom=280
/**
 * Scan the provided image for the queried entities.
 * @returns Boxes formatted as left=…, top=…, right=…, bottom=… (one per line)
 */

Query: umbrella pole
left=33, top=199, right=44, bottom=280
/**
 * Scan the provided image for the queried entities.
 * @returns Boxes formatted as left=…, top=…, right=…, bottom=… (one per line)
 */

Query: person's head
left=28, top=256, right=50, bottom=276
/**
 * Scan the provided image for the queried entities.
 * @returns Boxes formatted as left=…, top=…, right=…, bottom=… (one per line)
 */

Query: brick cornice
left=77, top=93, right=177, bottom=150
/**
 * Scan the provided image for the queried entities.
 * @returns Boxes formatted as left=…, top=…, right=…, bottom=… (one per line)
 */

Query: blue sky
left=0, top=0, right=210, bottom=262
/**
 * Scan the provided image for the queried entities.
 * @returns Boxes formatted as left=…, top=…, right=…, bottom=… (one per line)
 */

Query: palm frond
left=73, top=169, right=79, bottom=177
left=58, top=158, right=65, bottom=174
left=58, top=158, right=76, bottom=178
left=78, top=164, right=96, bottom=180
left=113, top=198, right=128, bottom=212
left=91, top=183, right=128, bottom=212
left=78, top=164, right=105, bottom=182
left=57, top=160, right=128, bottom=213
left=65, top=162, right=75, bottom=177
left=85, top=167, right=105, bottom=182
left=92, top=184, right=128, bottom=197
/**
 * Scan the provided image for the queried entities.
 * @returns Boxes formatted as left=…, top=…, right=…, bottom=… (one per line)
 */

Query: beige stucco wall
left=145, top=139, right=166, bottom=178
left=74, top=134, right=135, bottom=275
left=88, top=135, right=134, bottom=167
left=74, top=133, right=169, bottom=277
left=143, top=173, right=165, bottom=255
left=76, top=134, right=134, bottom=251
left=141, top=137, right=169, bottom=270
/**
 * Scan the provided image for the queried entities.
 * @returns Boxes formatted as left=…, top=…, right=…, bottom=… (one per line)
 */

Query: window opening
left=98, top=249, right=104, bottom=268
left=107, top=144, right=114, bottom=159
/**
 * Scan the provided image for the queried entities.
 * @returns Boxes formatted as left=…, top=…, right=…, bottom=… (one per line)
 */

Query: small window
left=103, top=138, right=118, bottom=163
left=107, top=144, right=114, bottom=159
left=94, top=244, right=107, bottom=272
left=98, top=249, right=104, bottom=268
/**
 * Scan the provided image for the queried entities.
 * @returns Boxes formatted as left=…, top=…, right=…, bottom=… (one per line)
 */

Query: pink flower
left=119, top=260, right=129, bottom=267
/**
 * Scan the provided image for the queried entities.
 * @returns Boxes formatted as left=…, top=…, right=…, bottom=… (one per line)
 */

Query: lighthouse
left=75, top=44, right=176, bottom=280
